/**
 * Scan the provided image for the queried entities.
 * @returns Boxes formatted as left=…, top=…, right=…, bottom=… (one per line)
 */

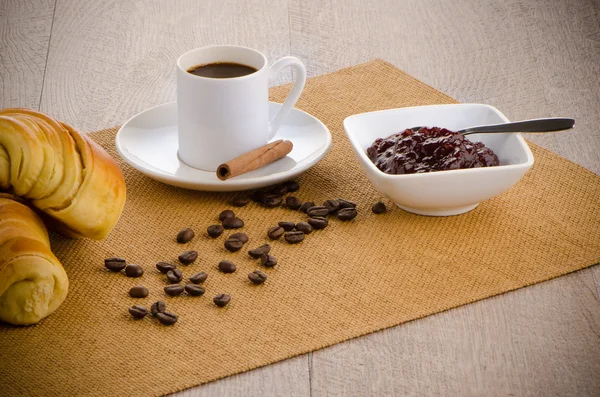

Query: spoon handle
left=460, top=118, right=575, bottom=135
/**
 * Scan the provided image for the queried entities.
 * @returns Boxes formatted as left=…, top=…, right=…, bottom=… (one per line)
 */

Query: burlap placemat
left=2, top=59, right=600, bottom=396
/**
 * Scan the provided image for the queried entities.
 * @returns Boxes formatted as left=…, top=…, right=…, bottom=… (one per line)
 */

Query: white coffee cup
left=177, top=45, right=307, bottom=171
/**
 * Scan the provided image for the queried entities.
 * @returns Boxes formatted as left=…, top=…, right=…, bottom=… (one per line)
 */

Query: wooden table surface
left=2, top=0, right=599, bottom=396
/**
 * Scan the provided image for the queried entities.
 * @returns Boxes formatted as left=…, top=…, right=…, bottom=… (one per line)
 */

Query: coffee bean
left=151, top=301, right=166, bottom=316
left=164, top=284, right=185, bottom=296
left=323, top=199, right=341, bottom=214
left=270, top=184, right=289, bottom=196
left=178, top=250, right=198, bottom=265
left=337, top=207, right=358, bottom=221
left=176, top=227, right=194, bottom=243
left=299, top=201, right=316, bottom=213
left=129, top=286, right=149, bottom=298
left=278, top=221, right=295, bottom=231
left=231, top=197, right=250, bottom=207
left=295, top=222, right=313, bottom=234
left=337, top=199, right=357, bottom=209
left=251, top=190, right=269, bottom=203
left=156, top=311, right=178, bottom=325
left=156, top=262, right=177, bottom=274
left=189, top=271, right=208, bottom=284
left=222, top=217, right=244, bottom=229
left=267, top=226, right=285, bottom=240
left=283, top=180, right=300, bottom=192
left=213, top=294, right=231, bottom=307
left=248, top=270, right=268, bottom=285
left=307, top=206, right=329, bottom=217
left=224, top=238, right=244, bottom=252
left=308, top=216, right=328, bottom=230
left=219, top=210, right=235, bottom=221
left=285, top=196, right=302, bottom=210
left=261, top=254, right=277, bottom=267
left=125, top=264, right=144, bottom=278
left=284, top=231, right=305, bottom=244
left=372, top=201, right=387, bottom=214
left=167, top=268, right=183, bottom=284
left=229, top=232, right=248, bottom=243
left=218, top=260, right=237, bottom=273
left=104, top=257, right=126, bottom=272
left=248, top=244, right=271, bottom=258
left=263, top=195, right=283, bottom=208
left=185, top=284, right=205, bottom=296
left=207, top=224, right=224, bottom=238
left=129, top=305, right=148, bottom=319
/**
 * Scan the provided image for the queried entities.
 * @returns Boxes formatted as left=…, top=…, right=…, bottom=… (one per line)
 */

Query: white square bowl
left=343, top=104, right=534, bottom=216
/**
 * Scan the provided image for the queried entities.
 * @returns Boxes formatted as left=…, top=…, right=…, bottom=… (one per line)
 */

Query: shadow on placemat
left=2, top=60, right=600, bottom=397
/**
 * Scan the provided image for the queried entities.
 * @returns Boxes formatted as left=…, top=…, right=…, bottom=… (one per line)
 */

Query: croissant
left=0, top=196, right=69, bottom=325
left=0, top=108, right=126, bottom=239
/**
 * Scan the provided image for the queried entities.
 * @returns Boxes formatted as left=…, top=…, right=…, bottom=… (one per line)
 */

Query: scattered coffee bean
left=263, top=195, right=283, bottom=208
left=307, top=206, right=329, bottom=217
left=218, top=260, right=237, bottom=273
left=229, top=232, right=248, bottom=243
left=104, top=257, right=126, bottom=272
left=129, top=286, right=149, bottom=298
left=337, top=198, right=357, bottom=209
left=295, top=222, right=313, bottom=234
left=278, top=221, right=295, bottom=231
left=167, top=268, right=183, bottom=284
left=299, top=201, right=316, bottom=213
left=185, top=284, right=205, bottom=296
left=323, top=199, right=341, bottom=214
left=151, top=301, right=166, bottom=316
left=372, top=201, right=387, bottom=214
left=308, top=216, right=328, bottom=230
left=176, top=227, right=194, bottom=243
left=222, top=217, right=244, bottom=229
left=189, top=271, right=208, bottom=284
left=248, top=270, right=268, bottom=285
left=219, top=209, right=235, bottom=221
left=125, top=264, right=144, bottom=278
left=261, top=254, right=278, bottom=267
left=156, top=262, right=177, bottom=274
left=207, top=224, right=225, bottom=238
left=270, top=184, right=289, bottom=196
left=284, top=231, right=305, bottom=244
left=283, top=180, right=300, bottom=192
left=224, top=238, right=244, bottom=252
left=267, top=226, right=285, bottom=240
left=178, top=250, right=198, bottom=265
left=213, top=294, right=231, bottom=307
left=251, top=190, right=269, bottom=203
left=285, top=196, right=302, bottom=210
left=248, top=244, right=271, bottom=258
left=231, top=197, right=251, bottom=207
left=337, top=207, right=358, bottom=221
left=164, top=284, right=185, bottom=296
left=156, top=311, right=178, bottom=325
left=129, top=305, right=148, bottom=319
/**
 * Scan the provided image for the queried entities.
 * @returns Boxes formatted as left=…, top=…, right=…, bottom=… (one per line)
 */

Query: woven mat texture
left=2, top=59, right=599, bottom=397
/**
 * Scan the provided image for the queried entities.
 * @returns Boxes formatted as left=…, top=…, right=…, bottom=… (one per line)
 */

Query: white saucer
left=115, top=102, right=331, bottom=191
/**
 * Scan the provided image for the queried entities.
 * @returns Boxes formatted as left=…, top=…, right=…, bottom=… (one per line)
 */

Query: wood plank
left=0, top=0, right=55, bottom=109
left=172, top=355, right=310, bottom=397
left=40, top=0, right=295, bottom=132
left=310, top=268, right=600, bottom=396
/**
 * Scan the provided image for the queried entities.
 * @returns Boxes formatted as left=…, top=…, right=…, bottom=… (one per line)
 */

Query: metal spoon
left=411, top=117, right=575, bottom=136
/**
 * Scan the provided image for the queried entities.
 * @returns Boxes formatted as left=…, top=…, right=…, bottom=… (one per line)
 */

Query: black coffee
left=187, top=62, right=257, bottom=78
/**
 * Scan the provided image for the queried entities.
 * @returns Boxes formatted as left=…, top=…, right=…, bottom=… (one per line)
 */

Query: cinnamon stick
left=216, top=140, right=293, bottom=181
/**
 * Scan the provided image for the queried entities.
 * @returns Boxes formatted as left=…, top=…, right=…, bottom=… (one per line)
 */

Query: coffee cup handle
left=268, top=56, right=307, bottom=139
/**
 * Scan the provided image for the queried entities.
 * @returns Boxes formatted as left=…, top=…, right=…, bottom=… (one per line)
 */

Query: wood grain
left=0, top=0, right=55, bottom=109
left=1, top=0, right=599, bottom=396
left=39, top=0, right=294, bottom=132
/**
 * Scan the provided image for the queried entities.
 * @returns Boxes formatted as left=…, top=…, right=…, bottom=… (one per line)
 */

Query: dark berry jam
left=366, top=127, right=500, bottom=175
